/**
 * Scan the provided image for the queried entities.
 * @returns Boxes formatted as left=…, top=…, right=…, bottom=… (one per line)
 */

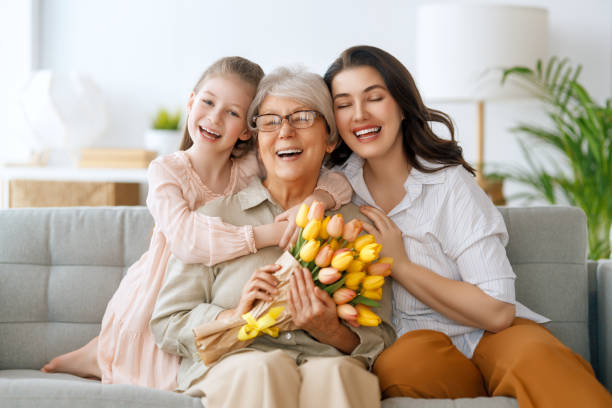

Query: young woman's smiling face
left=331, top=66, right=405, bottom=160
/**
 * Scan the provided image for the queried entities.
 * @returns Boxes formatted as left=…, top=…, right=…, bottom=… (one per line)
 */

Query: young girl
left=324, top=46, right=612, bottom=407
left=41, top=56, right=352, bottom=390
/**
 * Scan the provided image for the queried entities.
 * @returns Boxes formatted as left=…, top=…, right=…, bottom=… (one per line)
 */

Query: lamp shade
left=416, top=4, right=548, bottom=101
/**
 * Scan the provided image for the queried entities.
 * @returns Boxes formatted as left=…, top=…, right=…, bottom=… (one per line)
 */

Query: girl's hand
left=233, top=264, right=281, bottom=318
left=287, top=267, right=341, bottom=339
left=359, top=205, right=409, bottom=264
left=274, top=206, right=300, bottom=251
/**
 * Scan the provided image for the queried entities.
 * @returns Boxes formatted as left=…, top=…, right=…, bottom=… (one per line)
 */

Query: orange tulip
left=333, top=288, right=357, bottom=305
left=299, top=240, right=320, bottom=263
left=326, top=214, right=344, bottom=238
left=318, top=267, right=341, bottom=285
left=296, top=203, right=309, bottom=228
left=331, top=248, right=354, bottom=271
left=314, top=244, right=334, bottom=268
left=307, top=200, right=325, bottom=221
left=367, top=262, right=392, bottom=277
left=337, top=304, right=359, bottom=321
left=354, top=234, right=376, bottom=252
left=342, top=219, right=363, bottom=242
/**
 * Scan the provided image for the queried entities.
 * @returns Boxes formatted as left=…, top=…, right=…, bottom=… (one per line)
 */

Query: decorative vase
left=144, top=129, right=182, bottom=157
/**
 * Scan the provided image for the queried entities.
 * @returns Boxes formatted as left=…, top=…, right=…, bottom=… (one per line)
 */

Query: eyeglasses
left=253, top=110, right=320, bottom=132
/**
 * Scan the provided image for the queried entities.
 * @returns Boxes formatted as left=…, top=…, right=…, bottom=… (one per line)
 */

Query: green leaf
left=323, top=276, right=347, bottom=295
left=350, top=295, right=380, bottom=308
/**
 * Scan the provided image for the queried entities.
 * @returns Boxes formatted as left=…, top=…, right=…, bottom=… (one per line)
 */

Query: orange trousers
left=373, top=318, right=612, bottom=408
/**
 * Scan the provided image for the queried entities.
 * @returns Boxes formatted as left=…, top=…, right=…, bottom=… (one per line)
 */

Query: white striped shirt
left=337, top=154, right=548, bottom=358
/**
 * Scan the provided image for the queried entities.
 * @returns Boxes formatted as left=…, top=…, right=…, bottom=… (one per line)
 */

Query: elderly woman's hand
left=221, top=264, right=281, bottom=321
left=287, top=267, right=360, bottom=353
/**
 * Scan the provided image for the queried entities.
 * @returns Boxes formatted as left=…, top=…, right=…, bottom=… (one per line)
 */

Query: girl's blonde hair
left=179, top=56, right=264, bottom=157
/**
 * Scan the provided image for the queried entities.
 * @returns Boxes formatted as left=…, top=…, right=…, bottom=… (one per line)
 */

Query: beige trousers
left=184, top=349, right=381, bottom=408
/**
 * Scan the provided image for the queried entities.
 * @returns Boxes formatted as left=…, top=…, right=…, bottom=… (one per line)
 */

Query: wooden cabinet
left=0, top=167, right=148, bottom=208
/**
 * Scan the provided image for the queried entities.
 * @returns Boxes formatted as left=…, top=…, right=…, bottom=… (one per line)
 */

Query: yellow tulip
left=307, top=200, right=325, bottom=221
left=354, top=234, right=376, bottom=252
left=362, top=275, right=385, bottom=290
left=319, top=216, right=331, bottom=240
left=344, top=271, right=366, bottom=290
left=299, top=240, right=320, bottom=262
left=355, top=304, right=381, bottom=326
left=361, top=287, right=383, bottom=301
left=359, top=243, right=382, bottom=263
left=379, top=256, right=394, bottom=267
left=329, top=238, right=340, bottom=251
left=302, top=219, right=321, bottom=241
left=347, top=259, right=365, bottom=274
left=296, top=203, right=310, bottom=228
left=330, top=248, right=354, bottom=271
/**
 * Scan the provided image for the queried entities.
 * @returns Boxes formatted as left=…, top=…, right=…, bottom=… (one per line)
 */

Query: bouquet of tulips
left=291, top=201, right=392, bottom=327
left=193, top=201, right=392, bottom=365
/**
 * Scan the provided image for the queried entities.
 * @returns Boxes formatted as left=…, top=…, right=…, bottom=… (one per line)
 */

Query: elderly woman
left=151, top=67, right=395, bottom=408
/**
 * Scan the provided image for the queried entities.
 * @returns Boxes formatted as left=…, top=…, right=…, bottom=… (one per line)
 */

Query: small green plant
left=495, top=57, right=612, bottom=259
left=152, top=108, right=181, bottom=130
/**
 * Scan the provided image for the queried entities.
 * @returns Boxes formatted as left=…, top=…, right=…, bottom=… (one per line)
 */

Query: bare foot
left=41, top=337, right=101, bottom=379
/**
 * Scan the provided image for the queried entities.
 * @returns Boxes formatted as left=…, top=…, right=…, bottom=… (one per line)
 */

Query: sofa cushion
left=0, top=370, right=201, bottom=408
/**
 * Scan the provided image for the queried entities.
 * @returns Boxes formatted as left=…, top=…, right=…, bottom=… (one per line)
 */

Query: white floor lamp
left=416, top=4, right=548, bottom=204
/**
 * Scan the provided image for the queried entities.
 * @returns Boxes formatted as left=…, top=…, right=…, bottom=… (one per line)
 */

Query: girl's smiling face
left=331, top=66, right=405, bottom=160
left=186, top=74, right=254, bottom=155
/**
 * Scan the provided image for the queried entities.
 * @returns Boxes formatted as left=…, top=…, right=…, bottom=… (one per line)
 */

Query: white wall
left=4, top=0, right=612, bottom=200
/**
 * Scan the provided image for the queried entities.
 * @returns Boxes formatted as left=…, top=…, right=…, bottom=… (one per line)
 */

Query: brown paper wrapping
left=193, top=251, right=302, bottom=365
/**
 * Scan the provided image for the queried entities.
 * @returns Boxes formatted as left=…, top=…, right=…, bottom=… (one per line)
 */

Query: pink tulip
left=367, top=262, right=392, bottom=277
left=326, top=214, right=344, bottom=238
left=337, top=304, right=359, bottom=321
left=307, top=200, right=325, bottom=221
left=314, top=244, right=334, bottom=268
left=318, top=267, right=341, bottom=285
left=333, top=287, right=357, bottom=305
left=342, top=219, right=363, bottom=242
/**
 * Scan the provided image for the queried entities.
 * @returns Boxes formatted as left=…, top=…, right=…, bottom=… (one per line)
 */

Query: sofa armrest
left=597, top=259, right=612, bottom=392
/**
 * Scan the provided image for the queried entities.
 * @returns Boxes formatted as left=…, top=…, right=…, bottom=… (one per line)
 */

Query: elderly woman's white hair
left=247, top=66, right=338, bottom=145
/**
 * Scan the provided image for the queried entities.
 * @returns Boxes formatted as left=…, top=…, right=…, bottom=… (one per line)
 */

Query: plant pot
left=144, top=129, right=182, bottom=157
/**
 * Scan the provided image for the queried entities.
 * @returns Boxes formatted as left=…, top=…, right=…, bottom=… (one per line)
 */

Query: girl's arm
left=148, top=159, right=284, bottom=266
left=360, top=205, right=516, bottom=333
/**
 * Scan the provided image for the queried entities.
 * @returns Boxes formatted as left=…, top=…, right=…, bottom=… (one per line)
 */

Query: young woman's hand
left=233, top=264, right=281, bottom=318
left=359, top=205, right=409, bottom=264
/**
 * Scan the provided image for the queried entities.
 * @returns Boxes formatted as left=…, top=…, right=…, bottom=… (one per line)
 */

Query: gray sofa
left=0, top=206, right=610, bottom=408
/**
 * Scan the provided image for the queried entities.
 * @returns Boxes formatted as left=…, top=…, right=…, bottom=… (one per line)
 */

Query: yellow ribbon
left=237, top=306, right=285, bottom=341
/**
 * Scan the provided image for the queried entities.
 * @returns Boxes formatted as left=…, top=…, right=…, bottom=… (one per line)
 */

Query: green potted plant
left=495, top=57, right=612, bottom=259
left=144, top=108, right=182, bottom=156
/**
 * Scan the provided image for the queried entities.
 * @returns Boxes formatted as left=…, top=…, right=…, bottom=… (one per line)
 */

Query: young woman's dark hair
left=324, top=45, right=475, bottom=176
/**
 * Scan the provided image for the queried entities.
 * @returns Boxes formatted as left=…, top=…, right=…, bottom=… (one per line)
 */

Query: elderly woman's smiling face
left=257, top=95, right=336, bottom=186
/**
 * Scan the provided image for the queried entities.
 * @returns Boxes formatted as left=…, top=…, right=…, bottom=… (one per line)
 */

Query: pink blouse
left=97, top=150, right=352, bottom=390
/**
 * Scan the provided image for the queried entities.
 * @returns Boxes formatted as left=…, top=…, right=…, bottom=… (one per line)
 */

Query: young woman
left=324, top=45, right=612, bottom=408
